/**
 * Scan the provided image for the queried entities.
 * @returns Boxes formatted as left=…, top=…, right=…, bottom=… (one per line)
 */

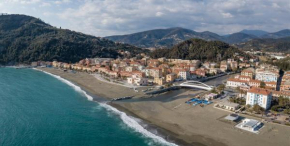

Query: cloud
left=56, top=0, right=290, bottom=36
left=221, top=12, right=234, bottom=18
left=40, top=2, right=51, bottom=7
left=1, top=0, right=290, bottom=36
left=155, top=12, right=164, bottom=17
left=54, top=0, right=71, bottom=5
left=5, top=0, right=41, bottom=4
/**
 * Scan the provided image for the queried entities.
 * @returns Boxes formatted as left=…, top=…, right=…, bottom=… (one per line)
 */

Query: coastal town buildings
left=215, top=98, right=240, bottom=111
left=154, top=77, right=165, bottom=86
left=166, top=73, right=176, bottom=83
left=246, top=87, right=272, bottom=110
left=241, top=68, right=255, bottom=79
left=226, top=78, right=247, bottom=88
left=194, top=68, right=207, bottom=77
left=280, top=71, right=290, bottom=92
left=271, top=90, right=290, bottom=99
left=248, top=80, right=261, bottom=88
left=127, top=74, right=148, bottom=86
left=220, top=61, right=228, bottom=72
left=178, top=70, right=190, bottom=80
left=235, top=118, right=263, bottom=133
left=256, top=69, right=279, bottom=82
left=48, top=55, right=252, bottom=89
left=209, top=68, right=221, bottom=74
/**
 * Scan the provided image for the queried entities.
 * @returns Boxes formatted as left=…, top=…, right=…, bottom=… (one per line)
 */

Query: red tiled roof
left=249, top=79, right=261, bottom=84
left=248, top=87, right=271, bottom=95
left=227, top=78, right=247, bottom=83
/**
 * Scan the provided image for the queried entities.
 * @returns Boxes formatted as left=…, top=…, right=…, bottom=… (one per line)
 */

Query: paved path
left=92, top=73, right=136, bottom=89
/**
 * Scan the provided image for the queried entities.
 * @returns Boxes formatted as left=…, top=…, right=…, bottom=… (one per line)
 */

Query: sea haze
left=0, top=68, right=175, bottom=146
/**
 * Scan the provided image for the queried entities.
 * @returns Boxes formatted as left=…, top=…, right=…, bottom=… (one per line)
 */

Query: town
left=31, top=50, right=290, bottom=134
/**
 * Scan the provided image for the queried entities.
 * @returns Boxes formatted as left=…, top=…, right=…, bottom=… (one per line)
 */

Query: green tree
left=211, top=88, right=218, bottom=94
left=246, top=104, right=251, bottom=109
left=271, top=105, right=280, bottom=112
left=278, top=96, right=290, bottom=107
left=260, top=81, right=266, bottom=88
left=260, top=107, right=265, bottom=117
left=217, top=84, right=226, bottom=92
left=283, top=109, right=290, bottom=115
left=253, top=104, right=263, bottom=114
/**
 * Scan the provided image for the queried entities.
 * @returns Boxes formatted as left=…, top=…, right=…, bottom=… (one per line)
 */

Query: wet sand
left=38, top=68, right=290, bottom=146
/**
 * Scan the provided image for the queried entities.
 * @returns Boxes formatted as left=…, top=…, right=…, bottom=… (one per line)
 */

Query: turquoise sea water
left=0, top=68, right=176, bottom=146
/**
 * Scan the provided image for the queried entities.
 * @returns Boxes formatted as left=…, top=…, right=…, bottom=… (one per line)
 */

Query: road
left=204, top=73, right=237, bottom=86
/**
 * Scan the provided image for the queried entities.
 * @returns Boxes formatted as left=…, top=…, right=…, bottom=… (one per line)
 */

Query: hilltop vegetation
left=0, top=14, right=146, bottom=65
left=150, top=39, right=248, bottom=62
left=106, top=27, right=224, bottom=48
left=235, top=37, right=290, bottom=53
left=106, top=27, right=290, bottom=50
left=266, top=57, right=290, bottom=71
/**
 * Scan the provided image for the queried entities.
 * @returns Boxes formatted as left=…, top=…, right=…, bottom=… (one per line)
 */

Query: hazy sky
left=1, top=0, right=290, bottom=37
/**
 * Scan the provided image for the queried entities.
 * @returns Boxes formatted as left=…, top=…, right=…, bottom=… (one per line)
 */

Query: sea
left=0, top=68, right=177, bottom=146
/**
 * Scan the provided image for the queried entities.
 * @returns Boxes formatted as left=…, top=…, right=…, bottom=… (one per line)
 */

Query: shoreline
left=33, top=67, right=290, bottom=146
left=34, top=68, right=186, bottom=146
left=108, top=102, right=195, bottom=146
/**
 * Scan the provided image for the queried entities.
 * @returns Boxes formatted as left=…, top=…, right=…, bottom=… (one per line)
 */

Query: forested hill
left=105, top=27, right=225, bottom=48
left=106, top=28, right=290, bottom=51
left=0, top=14, right=146, bottom=65
left=150, top=39, right=248, bottom=62
left=234, top=37, right=290, bottom=53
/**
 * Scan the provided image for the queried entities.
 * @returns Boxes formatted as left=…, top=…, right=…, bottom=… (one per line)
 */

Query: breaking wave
left=34, top=68, right=178, bottom=146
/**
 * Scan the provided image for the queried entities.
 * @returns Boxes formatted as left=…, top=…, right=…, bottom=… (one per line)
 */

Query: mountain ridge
left=239, top=29, right=268, bottom=37
left=106, top=27, right=290, bottom=49
left=234, top=37, right=290, bottom=53
left=105, top=27, right=222, bottom=48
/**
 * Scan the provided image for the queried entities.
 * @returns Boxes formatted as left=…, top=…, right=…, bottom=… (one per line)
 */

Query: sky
left=0, top=0, right=290, bottom=37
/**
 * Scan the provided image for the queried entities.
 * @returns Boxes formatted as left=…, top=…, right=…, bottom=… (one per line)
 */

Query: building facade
left=246, top=87, right=272, bottom=109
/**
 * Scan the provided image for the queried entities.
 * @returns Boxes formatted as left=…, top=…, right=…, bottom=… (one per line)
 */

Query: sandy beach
left=38, top=68, right=290, bottom=146
left=38, top=68, right=146, bottom=100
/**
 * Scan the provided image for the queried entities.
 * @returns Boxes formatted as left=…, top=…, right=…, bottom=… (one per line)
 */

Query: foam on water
left=34, top=69, right=178, bottom=146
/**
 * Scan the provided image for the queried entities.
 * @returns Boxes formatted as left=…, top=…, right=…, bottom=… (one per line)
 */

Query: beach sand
left=38, top=68, right=145, bottom=100
left=38, top=68, right=290, bottom=146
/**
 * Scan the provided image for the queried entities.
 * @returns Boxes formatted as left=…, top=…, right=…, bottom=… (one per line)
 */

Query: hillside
left=106, top=28, right=290, bottom=49
left=235, top=37, right=290, bottom=53
left=223, top=33, right=257, bottom=44
left=105, top=27, right=224, bottom=48
left=239, top=29, right=268, bottom=37
left=262, top=29, right=290, bottom=39
left=150, top=39, right=248, bottom=62
left=0, top=14, right=146, bottom=65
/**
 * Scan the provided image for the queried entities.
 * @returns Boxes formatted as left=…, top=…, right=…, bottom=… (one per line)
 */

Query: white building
left=226, top=78, right=247, bottom=88
left=178, top=70, right=190, bottom=80
left=125, top=66, right=134, bottom=72
left=143, top=68, right=151, bottom=77
left=215, top=99, right=240, bottom=111
left=127, top=74, right=148, bottom=86
left=272, top=55, right=285, bottom=60
left=255, top=69, right=279, bottom=82
left=235, top=118, right=263, bottom=134
left=246, top=87, right=272, bottom=110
